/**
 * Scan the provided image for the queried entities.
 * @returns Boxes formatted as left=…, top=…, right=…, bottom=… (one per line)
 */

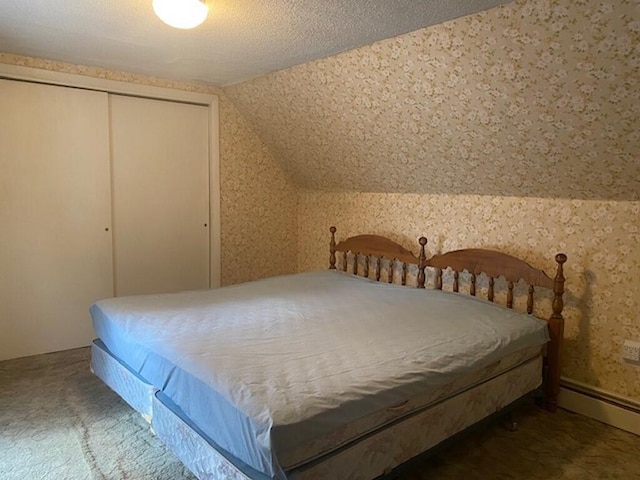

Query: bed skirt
left=91, top=340, right=155, bottom=422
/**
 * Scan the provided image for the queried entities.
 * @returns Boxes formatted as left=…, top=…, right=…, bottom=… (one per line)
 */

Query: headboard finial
left=555, top=253, right=567, bottom=265
left=329, top=227, right=337, bottom=270
left=417, top=236, right=428, bottom=289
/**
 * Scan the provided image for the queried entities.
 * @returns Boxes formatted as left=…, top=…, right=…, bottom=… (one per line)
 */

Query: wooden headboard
left=426, top=248, right=567, bottom=413
left=328, top=226, right=567, bottom=413
left=329, top=226, right=428, bottom=286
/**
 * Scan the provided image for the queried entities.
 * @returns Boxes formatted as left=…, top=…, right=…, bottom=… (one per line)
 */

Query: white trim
left=0, top=62, right=222, bottom=289
left=0, top=63, right=217, bottom=104
left=209, top=96, right=222, bottom=288
left=559, top=378, right=640, bottom=436
left=561, top=377, right=640, bottom=410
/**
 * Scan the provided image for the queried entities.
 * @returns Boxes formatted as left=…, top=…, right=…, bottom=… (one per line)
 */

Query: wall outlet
left=622, top=340, right=640, bottom=362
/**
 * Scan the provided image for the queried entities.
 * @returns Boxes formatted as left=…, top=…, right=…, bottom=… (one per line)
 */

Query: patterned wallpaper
left=225, top=0, right=639, bottom=200
left=298, top=192, right=640, bottom=399
left=218, top=97, right=298, bottom=285
left=0, top=52, right=299, bottom=286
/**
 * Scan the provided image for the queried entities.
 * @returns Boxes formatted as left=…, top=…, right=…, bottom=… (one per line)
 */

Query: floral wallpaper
left=225, top=0, right=639, bottom=201
left=218, top=97, right=298, bottom=285
left=0, top=52, right=299, bottom=287
left=298, top=192, right=640, bottom=400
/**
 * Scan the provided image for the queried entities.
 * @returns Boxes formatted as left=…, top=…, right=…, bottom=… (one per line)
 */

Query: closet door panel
left=0, top=80, right=113, bottom=360
left=110, top=95, right=209, bottom=296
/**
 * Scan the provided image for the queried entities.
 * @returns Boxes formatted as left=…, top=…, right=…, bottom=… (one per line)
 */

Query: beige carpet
left=1, top=347, right=638, bottom=479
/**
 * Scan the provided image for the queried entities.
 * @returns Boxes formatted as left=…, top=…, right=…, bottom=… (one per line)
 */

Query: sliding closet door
left=0, top=80, right=113, bottom=360
left=110, top=95, right=210, bottom=296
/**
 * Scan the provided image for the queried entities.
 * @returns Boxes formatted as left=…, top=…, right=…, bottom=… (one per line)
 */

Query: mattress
left=91, top=338, right=543, bottom=480
left=91, top=270, right=549, bottom=479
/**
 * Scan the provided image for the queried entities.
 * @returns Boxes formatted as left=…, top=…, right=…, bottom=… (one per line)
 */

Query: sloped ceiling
left=0, top=0, right=510, bottom=86
left=225, top=0, right=640, bottom=200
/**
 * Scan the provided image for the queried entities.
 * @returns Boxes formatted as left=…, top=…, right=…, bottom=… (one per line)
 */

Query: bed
left=90, top=227, right=567, bottom=480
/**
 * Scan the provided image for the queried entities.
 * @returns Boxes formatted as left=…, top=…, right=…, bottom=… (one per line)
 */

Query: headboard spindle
left=507, top=280, right=514, bottom=308
left=417, top=237, right=427, bottom=289
left=527, top=285, right=534, bottom=314
left=329, top=226, right=337, bottom=270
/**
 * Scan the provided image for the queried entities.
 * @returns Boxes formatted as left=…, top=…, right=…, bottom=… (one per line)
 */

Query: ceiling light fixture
left=152, top=0, right=208, bottom=29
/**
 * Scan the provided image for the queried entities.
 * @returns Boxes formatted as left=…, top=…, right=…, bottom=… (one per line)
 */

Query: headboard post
left=545, top=253, right=567, bottom=412
left=417, top=237, right=428, bottom=289
left=329, top=227, right=337, bottom=270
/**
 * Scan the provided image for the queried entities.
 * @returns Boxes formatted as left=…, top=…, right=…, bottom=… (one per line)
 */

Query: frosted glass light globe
left=153, top=0, right=208, bottom=29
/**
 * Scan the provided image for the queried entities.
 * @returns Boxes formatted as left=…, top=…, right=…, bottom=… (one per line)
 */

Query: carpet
left=0, top=347, right=193, bottom=480
left=1, top=347, right=639, bottom=479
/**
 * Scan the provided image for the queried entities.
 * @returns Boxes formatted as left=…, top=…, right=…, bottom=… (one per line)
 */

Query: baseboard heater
left=559, top=377, right=640, bottom=435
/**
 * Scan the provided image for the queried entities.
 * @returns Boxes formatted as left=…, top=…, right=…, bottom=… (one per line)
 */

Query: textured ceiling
left=0, top=0, right=510, bottom=86
left=225, top=0, right=640, bottom=200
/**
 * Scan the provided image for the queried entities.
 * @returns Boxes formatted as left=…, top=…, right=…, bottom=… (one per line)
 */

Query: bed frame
left=328, top=226, right=567, bottom=412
